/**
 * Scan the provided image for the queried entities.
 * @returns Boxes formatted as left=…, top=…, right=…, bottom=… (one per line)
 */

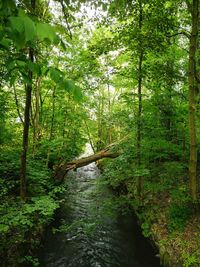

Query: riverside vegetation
left=0, top=0, right=200, bottom=266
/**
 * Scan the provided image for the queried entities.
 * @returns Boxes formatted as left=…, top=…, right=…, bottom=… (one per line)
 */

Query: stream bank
left=111, top=173, right=200, bottom=267
left=97, top=147, right=200, bottom=267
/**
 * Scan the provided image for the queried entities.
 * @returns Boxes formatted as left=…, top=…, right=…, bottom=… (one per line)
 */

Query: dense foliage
left=0, top=0, right=200, bottom=266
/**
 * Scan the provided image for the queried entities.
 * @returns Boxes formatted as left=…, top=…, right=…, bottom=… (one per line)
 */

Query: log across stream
left=53, top=144, right=120, bottom=183
left=40, top=147, right=162, bottom=267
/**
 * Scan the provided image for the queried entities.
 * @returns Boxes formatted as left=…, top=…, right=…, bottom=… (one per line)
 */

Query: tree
left=3, top=0, right=59, bottom=199
left=188, top=0, right=199, bottom=201
left=19, top=0, right=35, bottom=200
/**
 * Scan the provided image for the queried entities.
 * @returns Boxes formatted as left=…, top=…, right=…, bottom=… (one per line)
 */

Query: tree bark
left=97, top=89, right=105, bottom=151
left=84, top=120, right=96, bottom=153
left=20, top=48, right=33, bottom=200
left=46, top=86, right=56, bottom=166
left=32, top=77, right=42, bottom=155
left=188, top=0, right=199, bottom=201
left=136, top=0, right=143, bottom=197
left=13, top=85, right=24, bottom=124
left=54, top=146, right=120, bottom=183
left=19, top=0, right=35, bottom=200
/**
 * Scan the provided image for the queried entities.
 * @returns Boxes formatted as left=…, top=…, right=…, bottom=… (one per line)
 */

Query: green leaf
left=18, top=10, right=36, bottom=42
left=49, top=68, right=63, bottom=83
left=60, top=80, right=75, bottom=92
left=7, top=59, right=26, bottom=71
left=72, top=85, right=83, bottom=102
left=27, top=62, right=41, bottom=75
left=60, top=80, right=83, bottom=102
left=11, top=31, right=26, bottom=49
left=0, top=38, right=11, bottom=49
left=9, top=16, right=24, bottom=33
left=10, top=75, right=17, bottom=86
left=23, top=16, right=36, bottom=42
left=36, top=23, right=57, bottom=43
left=164, top=1, right=172, bottom=9
left=21, top=72, right=31, bottom=85
left=7, top=60, right=16, bottom=70
left=9, top=12, right=36, bottom=46
left=16, top=60, right=26, bottom=67
left=18, top=9, right=26, bottom=17
left=41, top=66, right=49, bottom=76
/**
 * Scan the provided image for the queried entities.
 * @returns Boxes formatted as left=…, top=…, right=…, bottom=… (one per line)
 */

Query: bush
left=168, top=203, right=192, bottom=232
left=0, top=194, right=61, bottom=266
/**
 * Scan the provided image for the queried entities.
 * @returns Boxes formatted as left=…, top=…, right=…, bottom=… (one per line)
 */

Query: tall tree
left=136, top=0, right=144, bottom=196
left=188, top=0, right=199, bottom=201
left=19, top=0, right=36, bottom=200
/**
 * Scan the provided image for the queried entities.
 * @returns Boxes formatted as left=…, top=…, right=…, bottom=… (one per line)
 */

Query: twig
left=13, top=85, right=24, bottom=124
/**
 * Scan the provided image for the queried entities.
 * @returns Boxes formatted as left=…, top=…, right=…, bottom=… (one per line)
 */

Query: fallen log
left=54, top=146, right=120, bottom=183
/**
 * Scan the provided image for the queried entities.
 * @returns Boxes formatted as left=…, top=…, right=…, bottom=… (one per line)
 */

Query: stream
left=39, top=148, right=161, bottom=267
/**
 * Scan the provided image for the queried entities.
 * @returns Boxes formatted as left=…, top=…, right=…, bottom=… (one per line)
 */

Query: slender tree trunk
left=84, top=120, right=96, bottom=153
left=136, top=0, right=143, bottom=196
left=188, top=0, right=199, bottom=201
left=107, top=82, right=112, bottom=144
left=13, top=85, right=24, bottom=124
left=33, top=77, right=41, bottom=155
left=19, top=0, right=35, bottom=200
left=165, top=60, right=173, bottom=141
left=46, top=86, right=56, bottom=166
left=137, top=51, right=143, bottom=166
left=97, top=100, right=102, bottom=151
left=97, top=90, right=105, bottom=151
left=180, top=121, right=186, bottom=162
left=106, top=62, right=112, bottom=144
left=20, top=48, right=34, bottom=200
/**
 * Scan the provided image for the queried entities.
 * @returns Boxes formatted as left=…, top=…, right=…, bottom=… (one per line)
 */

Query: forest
left=0, top=0, right=200, bottom=266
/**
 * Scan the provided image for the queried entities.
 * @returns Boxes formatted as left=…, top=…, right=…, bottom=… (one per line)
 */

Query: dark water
left=39, top=155, right=161, bottom=267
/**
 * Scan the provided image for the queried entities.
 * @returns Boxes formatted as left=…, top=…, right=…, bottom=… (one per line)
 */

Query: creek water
left=39, top=148, right=161, bottom=267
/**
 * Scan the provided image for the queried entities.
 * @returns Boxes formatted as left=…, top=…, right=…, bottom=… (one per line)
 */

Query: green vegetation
left=0, top=0, right=200, bottom=266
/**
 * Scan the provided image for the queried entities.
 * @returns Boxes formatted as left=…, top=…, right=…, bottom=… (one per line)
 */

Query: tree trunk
left=46, top=86, right=56, bottom=166
left=137, top=51, right=143, bottom=166
left=54, top=146, right=120, bottom=183
left=97, top=90, right=105, bottom=151
left=188, top=0, right=199, bottom=201
left=20, top=48, right=34, bottom=200
left=13, top=85, right=24, bottom=124
left=32, top=77, right=42, bottom=155
left=106, top=60, right=112, bottom=144
left=84, top=120, right=96, bottom=153
left=136, top=0, right=143, bottom=196
left=19, top=0, right=35, bottom=200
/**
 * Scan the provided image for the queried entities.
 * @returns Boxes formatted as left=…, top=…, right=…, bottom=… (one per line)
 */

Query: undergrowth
left=0, top=147, right=66, bottom=266
left=99, top=146, right=200, bottom=267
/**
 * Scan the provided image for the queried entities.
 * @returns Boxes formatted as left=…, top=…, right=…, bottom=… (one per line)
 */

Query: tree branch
left=166, top=31, right=190, bottom=39
left=13, top=85, right=24, bottom=124
left=60, top=0, right=73, bottom=40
